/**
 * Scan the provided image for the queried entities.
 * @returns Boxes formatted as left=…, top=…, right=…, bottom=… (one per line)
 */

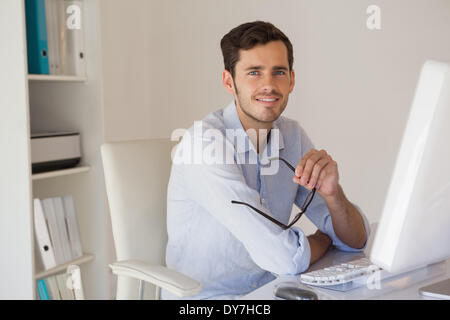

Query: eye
left=274, top=70, right=286, bottom=75
left=248, top=71, right=259, bottom=76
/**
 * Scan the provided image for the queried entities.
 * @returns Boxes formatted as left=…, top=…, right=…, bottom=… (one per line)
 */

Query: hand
left=311, top=229, right=332, bottom=250
left=293, top=149, right=339, bottom=198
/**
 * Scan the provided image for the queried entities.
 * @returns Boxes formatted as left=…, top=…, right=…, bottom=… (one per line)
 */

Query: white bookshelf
left=32, top=166, right=91, bottom=181
left=0, top=0, right=110, bottom=299
left=0, top=0, right=34, bottom=299
left=35, top=253, right=95, bottom=280
left=28, top=74, right=88, bottom=82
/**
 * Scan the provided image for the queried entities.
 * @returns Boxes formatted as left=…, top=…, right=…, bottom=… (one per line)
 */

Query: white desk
left=242, top=225, right=450, bottom=300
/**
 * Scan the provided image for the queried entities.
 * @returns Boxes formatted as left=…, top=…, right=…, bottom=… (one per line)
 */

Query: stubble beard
left=233, top=78, right=288, bottom=124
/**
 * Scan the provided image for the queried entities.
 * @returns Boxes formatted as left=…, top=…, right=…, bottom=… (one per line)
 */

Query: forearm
left=322, top=184, right=367, bottom=249
left=307, top=229, right=332, bottom=265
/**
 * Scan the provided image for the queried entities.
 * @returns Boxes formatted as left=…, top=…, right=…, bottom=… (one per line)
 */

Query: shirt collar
left=223, top=100, right=285, bottom=154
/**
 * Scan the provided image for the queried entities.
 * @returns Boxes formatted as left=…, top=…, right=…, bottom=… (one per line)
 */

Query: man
left=162, top=21, right=370, bottom=300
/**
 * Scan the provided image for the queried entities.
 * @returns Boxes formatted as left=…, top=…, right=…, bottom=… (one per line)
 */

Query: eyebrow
left=244, top=65, right=289, bottom=71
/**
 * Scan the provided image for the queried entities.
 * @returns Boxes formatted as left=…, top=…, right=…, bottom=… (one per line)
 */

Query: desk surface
left=242, top=225, right=450, bottom=300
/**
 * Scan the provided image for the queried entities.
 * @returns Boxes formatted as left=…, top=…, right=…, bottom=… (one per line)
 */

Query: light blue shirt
left=161, top=100, right=370, bottom=300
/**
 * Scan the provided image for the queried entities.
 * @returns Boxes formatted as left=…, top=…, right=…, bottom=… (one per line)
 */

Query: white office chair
left=101, top=138, right=202, bottom=299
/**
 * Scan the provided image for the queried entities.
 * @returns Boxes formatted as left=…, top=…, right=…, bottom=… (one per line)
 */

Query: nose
left=258, top=85, right=280, bottom=98
left=259, top=75, right=279, bottom=93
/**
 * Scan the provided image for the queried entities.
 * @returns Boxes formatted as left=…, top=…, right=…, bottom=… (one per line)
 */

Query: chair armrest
left=109, top=259, right=202, bottom=298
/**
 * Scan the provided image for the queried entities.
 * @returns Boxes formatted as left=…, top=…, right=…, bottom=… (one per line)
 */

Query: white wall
left=286, top=0, right=450, bottom=233
left=99, top=0, right=450, bottom=232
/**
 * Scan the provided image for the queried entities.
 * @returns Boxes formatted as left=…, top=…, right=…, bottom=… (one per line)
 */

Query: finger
left=316, top=168, right=328, bottom=189
left=293, top=175, right=303, bottom=186
left=299, top=150, right=327, bottom=185
left=295, top=149, right=316, bottom=177
left=295, top=148, right=318, bottom=178
left=308, top=156, right=331, bottom=189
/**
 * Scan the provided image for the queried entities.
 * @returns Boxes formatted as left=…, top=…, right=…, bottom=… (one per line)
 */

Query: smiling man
left=162, top=21, right=370, bottom=300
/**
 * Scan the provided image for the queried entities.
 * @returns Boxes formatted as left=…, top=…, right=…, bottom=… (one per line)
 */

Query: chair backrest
left=101, top=138, right=175, bottom=299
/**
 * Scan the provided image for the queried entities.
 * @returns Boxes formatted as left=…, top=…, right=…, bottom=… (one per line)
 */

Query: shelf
left=28, top=74, right=87, bottom=82
left=32, top=166, right=91, bottom=181
left=35, top=253, right=95, bottom=280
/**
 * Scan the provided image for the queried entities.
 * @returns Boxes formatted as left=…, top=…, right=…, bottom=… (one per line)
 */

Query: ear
left=222, top=70, right=235, bottom=95
left=289, top=69, right=295, bottom=93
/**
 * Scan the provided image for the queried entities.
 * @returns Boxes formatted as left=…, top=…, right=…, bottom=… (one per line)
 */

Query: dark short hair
left=220, top=21, right=294, bottom=78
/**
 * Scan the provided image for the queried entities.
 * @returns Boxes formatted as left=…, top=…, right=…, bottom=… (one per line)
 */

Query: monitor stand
left=419, top=278, right=450, bottom=299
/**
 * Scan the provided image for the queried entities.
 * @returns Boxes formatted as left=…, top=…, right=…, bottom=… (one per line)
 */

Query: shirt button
left=261, top=198, right=265, bottom=204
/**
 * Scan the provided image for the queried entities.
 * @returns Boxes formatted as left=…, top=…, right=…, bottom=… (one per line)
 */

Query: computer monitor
left=370, top=60, right=450, bottom=280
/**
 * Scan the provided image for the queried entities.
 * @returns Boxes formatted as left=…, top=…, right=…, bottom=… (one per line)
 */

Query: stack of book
left=37, top=272, right=77, bottom=300
left=34, top=195, right=83, bottom=270
left=25, top=0, right=86, bottom=76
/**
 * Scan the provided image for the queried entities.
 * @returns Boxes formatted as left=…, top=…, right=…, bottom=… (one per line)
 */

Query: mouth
left=255, top=96, right=280, bottom=106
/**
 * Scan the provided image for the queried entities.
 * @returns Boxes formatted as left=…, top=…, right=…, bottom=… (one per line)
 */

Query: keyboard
left=300, top=258, right=384, bottom=288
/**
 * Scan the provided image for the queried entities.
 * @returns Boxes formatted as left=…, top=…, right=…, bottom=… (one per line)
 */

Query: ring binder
left=25, top=0, right=50, bottom=74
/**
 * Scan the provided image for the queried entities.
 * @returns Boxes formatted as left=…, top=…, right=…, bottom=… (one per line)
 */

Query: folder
left=55, top=273, right=75, bottom=300
left=41, top=198, right=64, bottom=265
left=56, top=0, right=86, bottom=76
left=25, top=0, right=50, bottom=74
left=62, top=195, right=83, bottom=259
left=33, top=198, right=57, bottom=270
left=37, top=279, right=50, bottom=300
left=53, top=197, right=73, bottom=263
left=45, top=275, right=62, bottom=300
left=45, top=0, right=60, bottom=74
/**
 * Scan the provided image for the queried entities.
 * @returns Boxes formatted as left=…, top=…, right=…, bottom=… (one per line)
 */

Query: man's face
left=226, top=40, right=295, bottom=125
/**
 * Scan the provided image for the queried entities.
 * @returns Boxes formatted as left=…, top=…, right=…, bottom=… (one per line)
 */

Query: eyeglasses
left=231, top=157, right=316, bottom=230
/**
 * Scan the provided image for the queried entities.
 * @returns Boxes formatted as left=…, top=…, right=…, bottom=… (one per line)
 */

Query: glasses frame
left=231, top=157, right=316, bottom=230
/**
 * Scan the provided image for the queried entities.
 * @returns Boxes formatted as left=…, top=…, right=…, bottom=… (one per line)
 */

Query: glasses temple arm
left=270, top=157, right=296, bottom=172
left=231, top=200, right=288, bottom=230
left=286, top=210, right=305, bottom=229
left=230, top=158, right=315, bottom=230
left=301, top=187, right=316, bottom=211
left=271, top=156, right=317, bottom=211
